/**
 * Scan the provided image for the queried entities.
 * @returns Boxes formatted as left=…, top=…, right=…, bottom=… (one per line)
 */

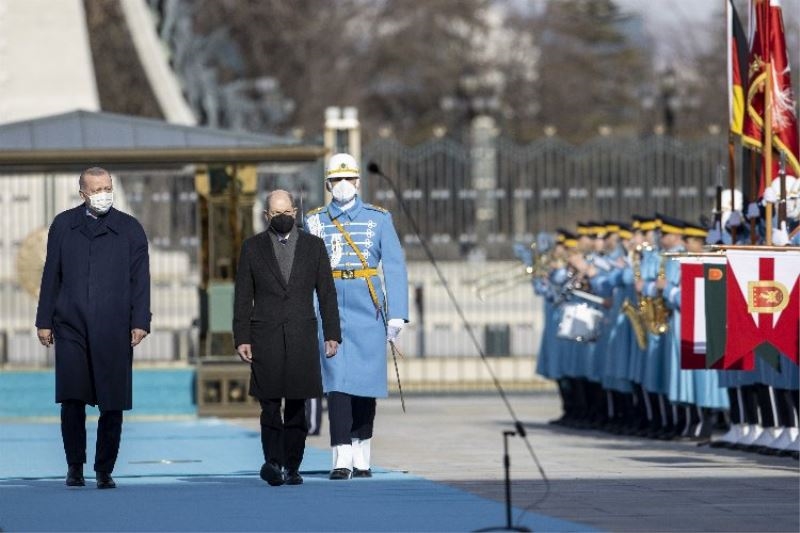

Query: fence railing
left=363, top=125, right=728, bottom=260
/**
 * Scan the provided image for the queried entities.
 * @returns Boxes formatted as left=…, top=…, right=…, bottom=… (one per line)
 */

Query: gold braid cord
left=330, top=217, right=382, bottom=313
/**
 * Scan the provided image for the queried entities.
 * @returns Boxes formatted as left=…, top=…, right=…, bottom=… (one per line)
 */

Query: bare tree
left=533, top=0, right=653, bottom=142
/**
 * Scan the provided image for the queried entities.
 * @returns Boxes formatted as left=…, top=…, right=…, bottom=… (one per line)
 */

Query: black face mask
left=270, top=213, right=295, bottom=234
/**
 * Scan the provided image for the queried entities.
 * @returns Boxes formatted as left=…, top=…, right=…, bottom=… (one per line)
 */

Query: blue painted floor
left=0, top=369, right=196, bottom=419
left=0, top=420, right=595, bottom=532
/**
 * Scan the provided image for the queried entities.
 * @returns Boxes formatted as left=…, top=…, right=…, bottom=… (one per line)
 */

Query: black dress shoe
left=96, top=472, right=116, bottom=489
left=353, top=468, right=372, bottom=478
left=329, top=468, right=352, bottom=480
left=66, top=464, right=85, bottom=487
left=260, top=461, right=285, bottom=486
left=285, top=469, right=303, bottom=485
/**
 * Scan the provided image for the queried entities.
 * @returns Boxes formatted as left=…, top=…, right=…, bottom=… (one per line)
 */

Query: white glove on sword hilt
left=387, top=318, right=405, bottom=342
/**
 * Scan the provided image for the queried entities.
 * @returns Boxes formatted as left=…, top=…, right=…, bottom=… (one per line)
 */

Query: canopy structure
left=0, top=110, right=325, bottom=171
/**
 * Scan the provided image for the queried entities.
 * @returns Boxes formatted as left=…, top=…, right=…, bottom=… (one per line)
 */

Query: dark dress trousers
left=233, top=229, right=340, bottom=468
left=36, top=205, right=151, bottom=472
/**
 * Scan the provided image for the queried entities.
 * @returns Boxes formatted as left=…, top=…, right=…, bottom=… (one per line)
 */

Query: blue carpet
left=0, top=420, right=596, bottom=532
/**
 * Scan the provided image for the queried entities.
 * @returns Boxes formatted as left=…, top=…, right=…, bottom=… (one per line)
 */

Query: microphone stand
left=368, top=162, right=539, bottom=532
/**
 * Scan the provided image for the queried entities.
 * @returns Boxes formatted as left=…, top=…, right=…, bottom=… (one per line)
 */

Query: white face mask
left=87, top=191, right=114, bottom=214
left=331, top=179, right=357, bottom=203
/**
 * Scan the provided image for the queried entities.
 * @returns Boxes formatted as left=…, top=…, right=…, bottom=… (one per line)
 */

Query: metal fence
left=0, top=128, right=729, bottom=373
left=363, top=121, right=728, bottom=261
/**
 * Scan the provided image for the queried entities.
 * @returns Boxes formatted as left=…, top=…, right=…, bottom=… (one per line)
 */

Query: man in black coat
left=234, top=189, right=341, bottom=486
left=36, top=167, right=151, bottom=489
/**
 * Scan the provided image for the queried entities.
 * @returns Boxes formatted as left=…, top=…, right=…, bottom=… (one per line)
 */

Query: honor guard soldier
left=305, top=153, right=409, bottom=480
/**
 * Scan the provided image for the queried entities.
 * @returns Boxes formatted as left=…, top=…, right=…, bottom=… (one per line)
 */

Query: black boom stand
left=368, top=163, right=541, bottom=532
left=473, top=430, right=531, bottom=533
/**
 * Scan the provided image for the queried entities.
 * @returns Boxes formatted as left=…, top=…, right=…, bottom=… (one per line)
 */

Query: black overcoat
left=233, top=230, right=341, bottom=400
left=35, top=205, right=151, bottom=411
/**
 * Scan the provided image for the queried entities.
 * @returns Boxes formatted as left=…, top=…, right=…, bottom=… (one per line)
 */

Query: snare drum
left=557, top=303, right=603, bottom=342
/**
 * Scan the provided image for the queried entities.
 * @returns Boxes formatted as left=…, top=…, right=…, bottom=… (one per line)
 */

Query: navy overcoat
left=35, top=205, right=151, bottom=411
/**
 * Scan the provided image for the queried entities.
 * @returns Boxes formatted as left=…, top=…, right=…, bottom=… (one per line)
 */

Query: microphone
left=367, top=162, right=382, bottom=175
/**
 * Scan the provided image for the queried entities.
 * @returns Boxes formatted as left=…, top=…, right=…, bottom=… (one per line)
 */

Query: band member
left=668, top=222, right=728, bottom=440
left=639, top=214, right=675, bottom=438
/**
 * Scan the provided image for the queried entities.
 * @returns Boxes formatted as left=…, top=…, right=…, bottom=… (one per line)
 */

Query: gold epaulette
left=364, top=203, right=388, bottom=213
left=305, top=206, right=326, bottom=217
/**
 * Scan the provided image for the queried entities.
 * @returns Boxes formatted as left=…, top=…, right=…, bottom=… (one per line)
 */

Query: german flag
left=728, top=0, right=747, bottom=136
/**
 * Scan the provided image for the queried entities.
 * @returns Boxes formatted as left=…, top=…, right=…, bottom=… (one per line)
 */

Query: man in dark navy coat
left=36, top=167, right=151, bottom=489
left=234, top=190, right=340, bottom=486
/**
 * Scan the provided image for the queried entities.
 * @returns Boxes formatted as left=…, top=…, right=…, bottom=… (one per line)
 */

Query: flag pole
left=728, top=136, right=737, bottom=242
left=749, top=151, right=758, bottom=243
left=726, top=0, right=738, bottom=243
left=763, top=1, right=774, bottom=246
left=778, top=152, right=787, bottom=223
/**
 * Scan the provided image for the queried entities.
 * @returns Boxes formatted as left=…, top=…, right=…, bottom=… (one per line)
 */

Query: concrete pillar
left=471, top=115, right=498, bottom=251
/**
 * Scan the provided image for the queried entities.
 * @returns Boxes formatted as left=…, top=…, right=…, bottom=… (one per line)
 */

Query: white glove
left=705, top=227, right=722, bottom=245
left=386, top=318, right=405, bottom=342
left=772, top=221, right=789, bottom=246
left=726, top=211, right=743, bottom=228
left=762, top=187, right=778, bottom=204
left=746, top=202, right=761, bottom=219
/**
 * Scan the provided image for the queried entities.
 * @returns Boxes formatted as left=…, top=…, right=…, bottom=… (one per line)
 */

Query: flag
left=679, top=257, right=729, bottom=369
left=741, top=0, right=800, bottom=195
left=728, top=0, right=748, bottom=136
left=724, top=249, right=800, bottom=368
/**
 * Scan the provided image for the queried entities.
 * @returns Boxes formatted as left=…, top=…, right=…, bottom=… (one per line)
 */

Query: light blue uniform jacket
left=534, top=274, right=562, bottom=380
left=305, top=197, right=409, bottom=398
left=600, top=254, right=635, bottom=393
left=640, top=247, right=667, bottom=394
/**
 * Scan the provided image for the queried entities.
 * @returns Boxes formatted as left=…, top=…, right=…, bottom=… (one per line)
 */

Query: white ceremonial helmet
left=326, top=153, right=360, bottom=180
left=719, top=188, right=743, bottom=228
left=772, top=175, right=800, bottom=219
left=720, top=188, right=743, bottom=212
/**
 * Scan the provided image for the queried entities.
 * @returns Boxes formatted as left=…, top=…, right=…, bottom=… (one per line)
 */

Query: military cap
left=658, top=214, right=685, bottom=235
left=634, top=214, right=658, bottom=231
left=683, top=223, right=708, bottom=239
left=617, top=222, right=633, bottom=239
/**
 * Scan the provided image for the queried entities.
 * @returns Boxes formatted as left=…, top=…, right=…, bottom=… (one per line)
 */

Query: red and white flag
left=679, top=257, right=728, bottom=369
left=724, top=249, right=800, bottom=368
left=741, top=0, right=800, bottom=194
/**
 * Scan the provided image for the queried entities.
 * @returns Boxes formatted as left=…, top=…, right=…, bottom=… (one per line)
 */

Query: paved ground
left=243, top=392, right=799, bottom=533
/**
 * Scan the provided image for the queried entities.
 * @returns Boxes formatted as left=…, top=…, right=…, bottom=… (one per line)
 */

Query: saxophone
left=640, top=253, right=670, bottom=335
left=622, top=244, right=648, bottom=350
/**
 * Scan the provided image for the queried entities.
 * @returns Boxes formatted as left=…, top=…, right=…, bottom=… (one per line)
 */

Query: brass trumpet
left=469, top=241, right=554, bottom=301
left=474, top=264, right=535, bottom=301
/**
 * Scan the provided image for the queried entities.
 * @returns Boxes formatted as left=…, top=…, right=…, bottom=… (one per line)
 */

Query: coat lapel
left=286, top=232, right=309, bottom=288
left=255, top=232, right=287, bottom=291
left=74, top=206, right=119, bottom=241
